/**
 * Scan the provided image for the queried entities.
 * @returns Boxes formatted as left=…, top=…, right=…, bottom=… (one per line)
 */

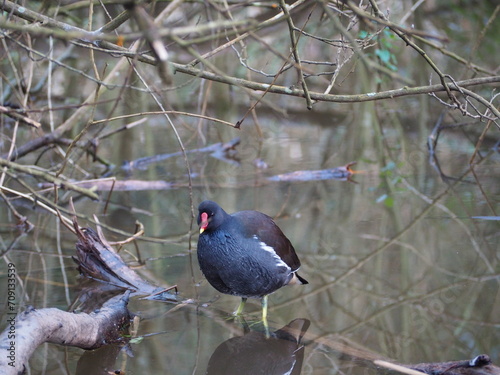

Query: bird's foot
left=246, top=318, right=270, bottom=338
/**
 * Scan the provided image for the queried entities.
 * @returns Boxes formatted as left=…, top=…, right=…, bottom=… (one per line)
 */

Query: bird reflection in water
left=205, top=319, right=310, bottom=375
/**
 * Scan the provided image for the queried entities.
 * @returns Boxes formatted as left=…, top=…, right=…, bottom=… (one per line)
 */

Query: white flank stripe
left=254, top=236, right=290, bottom=270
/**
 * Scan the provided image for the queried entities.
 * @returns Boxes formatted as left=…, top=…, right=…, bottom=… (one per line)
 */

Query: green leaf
left=384, top=196, right=395, bottom=208
left=375, top=49, right=391, bottom=64
left=359, top=30, right=369, bottom=39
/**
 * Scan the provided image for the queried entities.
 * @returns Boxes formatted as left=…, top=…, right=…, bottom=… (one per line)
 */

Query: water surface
left=1, top=105, right=498, bottom=374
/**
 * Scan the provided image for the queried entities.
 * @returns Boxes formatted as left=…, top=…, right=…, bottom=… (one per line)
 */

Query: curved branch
left=0, top=294, right=131, bottom=375
left=168, top=65, right=500, bottom=104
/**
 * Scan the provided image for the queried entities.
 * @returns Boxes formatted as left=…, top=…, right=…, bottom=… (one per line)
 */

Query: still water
left=1, top=104, right=499, bottom=374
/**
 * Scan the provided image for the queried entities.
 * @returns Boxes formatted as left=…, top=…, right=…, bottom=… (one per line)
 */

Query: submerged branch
left=384, top=355, right=500, bottom=375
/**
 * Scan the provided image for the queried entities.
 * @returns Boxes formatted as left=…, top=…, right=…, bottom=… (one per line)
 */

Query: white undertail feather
left=288, top=273, right=305, bottom=285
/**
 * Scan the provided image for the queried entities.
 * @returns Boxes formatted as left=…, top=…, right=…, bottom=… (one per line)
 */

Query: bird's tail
left=289, top=272, right=309, bottom=285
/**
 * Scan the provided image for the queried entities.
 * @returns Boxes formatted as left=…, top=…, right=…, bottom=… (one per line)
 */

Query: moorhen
left=197, top=200, right=308, bottom=329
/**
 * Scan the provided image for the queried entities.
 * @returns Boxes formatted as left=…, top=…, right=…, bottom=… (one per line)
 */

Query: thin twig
left=0, top=158, right=100, bottom=200
left=280, top=0, right=313, bottom=109
left=358, top=0, right=462, bottom=108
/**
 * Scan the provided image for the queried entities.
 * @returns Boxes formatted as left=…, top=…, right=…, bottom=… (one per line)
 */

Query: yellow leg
left=261, top=295, right=270, bottom=337
left=234, top=297, right=247, bottom=316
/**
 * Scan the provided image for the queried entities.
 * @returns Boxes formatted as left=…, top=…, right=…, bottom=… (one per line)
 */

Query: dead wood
left=120, top=136, right=241, bottom=172
left=375, top=355, right=500, bottom=375
left=72, top=218, right=177, bottom=301
left=311, top=333, right=499, bottom=375
left=407, top=355, right=500, bottom=375
left=0, top=293, right=131, bottom=375
left=267, top=161, right=357, bottom=182
left=48, top=179, right=174, bottom=191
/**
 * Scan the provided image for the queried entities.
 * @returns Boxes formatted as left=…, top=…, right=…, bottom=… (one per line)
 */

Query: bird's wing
left=232, top=211, right=302, bottom=271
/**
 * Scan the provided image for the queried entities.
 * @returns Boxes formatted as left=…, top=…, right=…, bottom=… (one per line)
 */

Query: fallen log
left=0, top=293, right=131, bottom=375
left=375, top=355, right=500, bottom=375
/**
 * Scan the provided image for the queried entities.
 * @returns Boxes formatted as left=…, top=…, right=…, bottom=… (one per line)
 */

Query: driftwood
left=72, top=218, right=177, bottom=301
left=375, top=355, right=500, bottom=375
left=309, top=330, right=499, bottom=375
left=40, top=179, right=175, bottom=191
left=121, top=136, right=241, bottom=172
left=408, top=355, right=500, bottom=375
left=267, top=162, right=357, bottom=182
left=0, top=293, right=131, bottom=375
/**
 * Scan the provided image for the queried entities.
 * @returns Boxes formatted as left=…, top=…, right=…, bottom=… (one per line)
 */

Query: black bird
left=197, top=200, right=308, bottom=328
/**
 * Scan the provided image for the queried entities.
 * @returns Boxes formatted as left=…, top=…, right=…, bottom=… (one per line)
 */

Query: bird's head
left=197, top=200, right=226, bottom=234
